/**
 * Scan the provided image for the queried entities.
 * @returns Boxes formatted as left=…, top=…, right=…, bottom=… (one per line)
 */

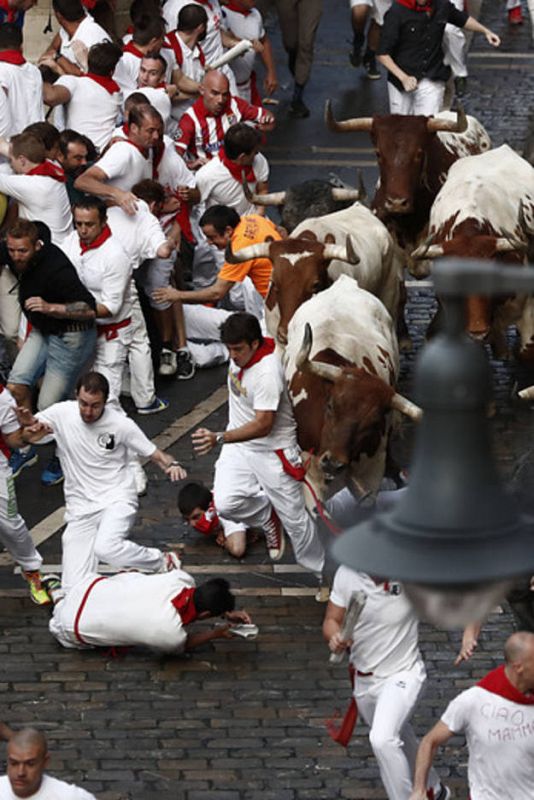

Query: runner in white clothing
left=410, top=631, right=534, bottom=800
left=39, top=0, right=110, bottom=75
left=0, top=24, right=44, bottom=137
left=49, top=567, right=251, bottom=653
left=324, top=567, right=450, bottom=800
left=164, top=4, right=207, bottom=125
left=223, top=0, right=278, bottom=103
left=0, top=727, right=95, bottom=799
left=193, top=312, right=326, bottom=583
left=19, top=371, right=187, bottom=591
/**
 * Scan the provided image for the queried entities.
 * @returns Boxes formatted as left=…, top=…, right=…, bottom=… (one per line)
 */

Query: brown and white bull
left=284, top=275, right=421, bottom=499
left=411, top=144, right=534, bottom=359
left=325, top=102, right=491, bottom=273
left=225, top=202, right=402, bottom=347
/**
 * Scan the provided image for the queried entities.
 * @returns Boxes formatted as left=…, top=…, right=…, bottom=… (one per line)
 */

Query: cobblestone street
left=2, top=1, right=534, bottom=798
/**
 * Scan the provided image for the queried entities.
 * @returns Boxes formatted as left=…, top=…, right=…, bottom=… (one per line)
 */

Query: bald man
left=175, top=70, right=274, bottom=169
left=0, top=727, right=95, bottom=798
left=409, top=632, right=534, bottom=800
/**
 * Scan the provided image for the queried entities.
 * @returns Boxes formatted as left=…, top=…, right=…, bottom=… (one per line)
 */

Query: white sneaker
left=131, top=460, right=147, bottom=496
left=159, top=348, right=177, bottom=377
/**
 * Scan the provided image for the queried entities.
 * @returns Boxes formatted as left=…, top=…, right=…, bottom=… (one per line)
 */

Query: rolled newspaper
left=329, top=590, right=367, bottom=664
left=207, top=40, right=253, bottom=71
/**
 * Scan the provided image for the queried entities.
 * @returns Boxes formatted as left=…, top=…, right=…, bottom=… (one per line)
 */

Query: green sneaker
left=22, top=571, right=52, bottom=606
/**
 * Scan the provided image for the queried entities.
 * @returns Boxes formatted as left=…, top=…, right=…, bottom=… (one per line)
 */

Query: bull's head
left=296, top=323, right=422, bottom=479
left=226, top=236, right=360, bottom=345
left=325, top=100, right=467, bottom=215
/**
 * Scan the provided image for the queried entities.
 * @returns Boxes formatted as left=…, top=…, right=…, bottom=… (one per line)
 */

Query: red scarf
left=0, top=0, right=16, bottom=22
left=123, top=41, right=145, bottom=59
left=171, top=587, right=198, bottom=624
left=396, top=0, right=433, bottom=10
left=121, top=124, right=149, bottom=158
left=85, top=72, right=120, bottom=95
left=236, top=337, right=275, bottom=380
left=219, top=148, right=256, bottom=185
left=192, top=502, right=220, bottom=536
left=27, top=160, right=66, bottom=183
left=0, top=49, right=25, bottom=65
left=478, top=665, right=534, bottom=705
left=225, top=1, right=252, bottom=15
left=326, top=664, right=357, bottom=746
left=80, top=224, right=112, bottom=254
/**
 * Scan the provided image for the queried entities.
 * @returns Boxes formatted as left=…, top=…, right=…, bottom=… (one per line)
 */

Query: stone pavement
left=2, top=1, right=534, bottom=798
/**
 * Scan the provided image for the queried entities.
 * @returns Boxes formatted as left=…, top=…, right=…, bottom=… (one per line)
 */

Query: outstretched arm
left=409, top=722, right=454, bottom=800
left=463, top=16, right=501, bottom=46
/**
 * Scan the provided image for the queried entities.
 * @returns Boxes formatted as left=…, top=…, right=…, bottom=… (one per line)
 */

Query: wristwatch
left=215, top=432, right=225, bottom=446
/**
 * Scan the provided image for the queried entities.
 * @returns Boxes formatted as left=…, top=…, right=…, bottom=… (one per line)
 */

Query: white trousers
left=93, top=323, right=132, bottom=403
left=61, top=499, right=164, bottom=592
left=126, top=287, right=156, bottom=409
left=443, top=0, right=467, bottom=77
left=387, top=78, right=445, bottom=116
left=355, top=661, right=441, bottom=800
left=0, top=471, right=42, bottom=571
left=0, top=267, right=21, bottom=361
left=183, top=304, right=230, bottom=367
left=213, top=444, right=325, bottom=576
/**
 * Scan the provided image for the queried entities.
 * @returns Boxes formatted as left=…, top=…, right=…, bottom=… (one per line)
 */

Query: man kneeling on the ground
left=48, top=567, right=251, bottom=653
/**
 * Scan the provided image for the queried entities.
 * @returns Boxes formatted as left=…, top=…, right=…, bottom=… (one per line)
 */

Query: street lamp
left=333, top=258, right=534, bottom=627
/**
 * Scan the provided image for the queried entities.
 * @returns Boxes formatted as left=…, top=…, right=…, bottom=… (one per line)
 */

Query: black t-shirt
left=378, top=0, right=469, bottom=91
left=0, top=225, right=96, bottom=336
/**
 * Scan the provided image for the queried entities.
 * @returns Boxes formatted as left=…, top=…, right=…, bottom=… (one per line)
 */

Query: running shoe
left=428, top=785, right=451, bottom=800
left=363, top=53, right=381, bottom=80
left=163, top=551, right=182, bottom=572
left=22, top=571, right=51, bottom=606
left=41, top=456, right=64, bottom=487
left=158, top=348, right=177, bottom=377
left=41, top=574, right=64, bottom=603
left=175, top=349, right=195, bottom=380
left=289, top=98, right=310, bottom=118
left=264, top=509, right=285, bottom=560
left=136, top=397, right=169, bottom=415
left=9, top=447, right=38, bottom=478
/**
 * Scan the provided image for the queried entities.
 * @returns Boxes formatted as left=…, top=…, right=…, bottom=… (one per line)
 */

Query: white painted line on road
left=405, top=280, right=434, bottom=288
left=470, top=51, right=534, bottom=58
left=15, top=562, right=309, bottom=575
left=19, top=384, right=229, bottom=553
left=270, top=159, right=377, bottom=168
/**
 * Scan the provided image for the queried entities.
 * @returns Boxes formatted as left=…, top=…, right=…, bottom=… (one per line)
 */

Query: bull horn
left=427, top=103, right=468, bottom=134
left=331, top=188, right=361, bottom=202
left=323, top=235, right=360, bottom=264
left=390, top=393, right=423, bottom=421
left=495, top=237, right=528, bottom=253
left=325, top=99, right=373, bottom=133
left=519, top=385, right=534, bottom=401
left=224, top=240, right=272, bottom=264
left=241, top=179, right=287, bottom=206
left=411, top=242, right=444, bottom=260
left=296, top=322, right=343, bottom=381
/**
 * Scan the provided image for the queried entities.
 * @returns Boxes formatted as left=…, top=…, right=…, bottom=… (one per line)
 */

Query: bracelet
left=168, top=461, right=181, bottom=468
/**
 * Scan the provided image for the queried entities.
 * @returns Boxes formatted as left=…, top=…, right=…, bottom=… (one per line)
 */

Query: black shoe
left=363, top=53, right=381, bottom=80
left=454, top=76, right=467, bottom=98
left=175, top=349, right=195, bottom=380
left=289, top=98, right=310, bottom=118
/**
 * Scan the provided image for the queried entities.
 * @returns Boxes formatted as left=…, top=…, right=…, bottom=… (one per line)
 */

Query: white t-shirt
left=60, top=231, right=132, bottom=324
left=0, top=773, right=95, bottom=799
left=95, top=139, right=152, bottom=191
left=227, top=349, right=297, bottom=451
left=223, top=6, right=263, bottom=89
left=0, top=172, right=73, bottom=244
left=441, top=684, right=534, bottom=800
left=0, top=387, right=19, bottom=475
left=55, top=75, right=122, bottom=153
left=195, top=152, right=268, bottom=216
left=50, top=569, right=194, bottom=652
left=330, top=566, right=422, bottom=678
left=165, top=35, right=204, bottom=122
left=59, top=14, right=110, bottom=69
left=0, top=61, right=44, bottom=136
left=114, top=50, right=173, bottom=95
left=37, top=401, right=156, bottom=518
left=163, top=0, right=226, bottom=66
left=156, top=135, right=196, bottom=195
left=124, top=86, right=171, bottom=129
left=107, top=201, right=167, bottom=270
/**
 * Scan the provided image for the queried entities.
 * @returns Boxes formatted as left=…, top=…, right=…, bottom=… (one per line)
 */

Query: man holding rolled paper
left=323, top=566, right=450, bottom=800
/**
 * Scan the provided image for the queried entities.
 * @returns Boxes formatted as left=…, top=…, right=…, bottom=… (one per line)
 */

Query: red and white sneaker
left=508, top=5, right=523, bottom=24
left=162, top=551, right=182, bottom=572
left=264, top=509, right=285, bottom=561
left=427, top=784, right=451, bottom=800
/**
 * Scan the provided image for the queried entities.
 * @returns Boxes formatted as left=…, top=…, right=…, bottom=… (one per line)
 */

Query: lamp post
left=332, top=258, right=534, bottom=627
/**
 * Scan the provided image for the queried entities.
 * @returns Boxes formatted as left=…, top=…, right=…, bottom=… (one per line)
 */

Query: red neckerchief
left=235, top=337, right=275, bottom=381
left=123, top=41, right=145, bottom=59
left=171, top=587, right=198, bottom=624
left=192, top=502, right=220, bottom=536
left=396, top=0, right=433, bottom=10
left=196, top=0, right=213, bottom=8
left=121, top=124, right=149, bottom=159
left=27, top=160, right=66, bottom=183
left=478, top=665, right=534, bottom=705
left=0, top=0, right=16, bottom=22
left=164, top=31, right=206, bottom=67
left=0, top=49, right=25, bottom=65
left=225, top=1, right=252, bottom=14
left=219, top=148, right=256, bottom=185
left=82, top=0, right=97, bottom=9
left=85, top=72, right=120, bottom=94
left=80, top=224, right=112, bottom=254
left=326, top=664, right=357, bottom=746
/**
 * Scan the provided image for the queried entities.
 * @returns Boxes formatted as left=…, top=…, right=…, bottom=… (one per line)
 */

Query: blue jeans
left=9, top=327, right=97, bottom=409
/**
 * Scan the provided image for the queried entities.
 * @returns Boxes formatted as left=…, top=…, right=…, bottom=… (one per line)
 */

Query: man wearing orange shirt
left=152, top=205, right=281, bottom=310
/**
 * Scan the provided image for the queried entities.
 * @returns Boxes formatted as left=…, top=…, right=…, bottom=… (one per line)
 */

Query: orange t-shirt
left=218, top=215, right=281, bottom=298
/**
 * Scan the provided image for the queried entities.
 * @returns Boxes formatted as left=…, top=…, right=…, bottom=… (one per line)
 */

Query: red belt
left=73, top=576, right=108, bottom=645
left=97, top=317, right=131, bottom=341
